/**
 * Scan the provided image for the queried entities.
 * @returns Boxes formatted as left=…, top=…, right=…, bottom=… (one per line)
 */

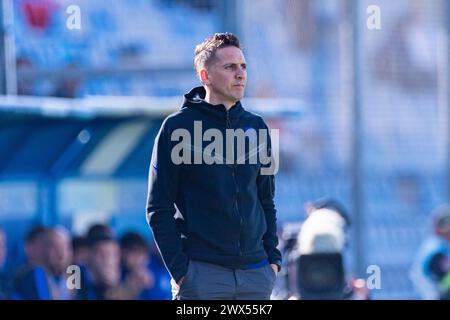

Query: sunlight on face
left=205, top=46, right=247, bottom=107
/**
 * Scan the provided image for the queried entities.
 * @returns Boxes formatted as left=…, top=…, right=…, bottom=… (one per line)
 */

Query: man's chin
left=230, top=86, right=245, bottom=96
left=232, top=93, right=244, bottom=102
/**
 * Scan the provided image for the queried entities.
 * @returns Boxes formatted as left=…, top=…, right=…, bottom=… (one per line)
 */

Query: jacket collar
left=182, top=86, right=245, bottom=120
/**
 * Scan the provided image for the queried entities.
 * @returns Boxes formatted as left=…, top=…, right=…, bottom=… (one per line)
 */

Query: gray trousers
left=171, top=260, right=277, bottom=300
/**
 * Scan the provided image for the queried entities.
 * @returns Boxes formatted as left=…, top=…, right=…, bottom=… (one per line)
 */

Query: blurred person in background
left=42, top=227, right=73, bottom=299
left=78, top=231, right=120, bottom=299
left=11, top=227, right=73, bottom=300
left=119, top=232, right=170, bottom=300
left=23, top=225, right=48, bottom=267
left=86, top=223, right=114, bottom=240
left=147, top=32, right=281, bottom=300
left=0, top=228, right=9, bottom=299
left=11, top=225, right=49, bottom=299
left=410, top=204, right=450, bottom=300
left=78, top=231, right=138, bottom=300
left=71, top=236, right=90, bottom=267
left=72, top=223, right=113, bottom=272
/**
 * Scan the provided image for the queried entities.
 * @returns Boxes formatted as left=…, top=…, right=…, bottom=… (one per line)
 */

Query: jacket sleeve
left=146, top=119, right=188, bottom=283
left=256, top=121, right=282, bottom=270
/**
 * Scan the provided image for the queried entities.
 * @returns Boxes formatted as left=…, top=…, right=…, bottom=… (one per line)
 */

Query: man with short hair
left=77, top=233, right=121, bottom=300
left=119, top=232, right=171, bottom=300
left=146, top=33, right=282, bottom=300
left=24, top=225, right=48, bottom=267
left=71, top=236, right=90, bottom=266
left=11, top=227, right=73, bottom=300
left=42, top=227, right=73, bottom=299
left=11, top=225, right=49, bottom=299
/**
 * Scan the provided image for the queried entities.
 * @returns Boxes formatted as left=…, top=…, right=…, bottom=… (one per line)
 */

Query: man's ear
left=200, top=69, right=209, bottom=84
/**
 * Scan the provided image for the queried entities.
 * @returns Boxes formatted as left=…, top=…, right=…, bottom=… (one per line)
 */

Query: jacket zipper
left=227, top=110, right=243, bottom=256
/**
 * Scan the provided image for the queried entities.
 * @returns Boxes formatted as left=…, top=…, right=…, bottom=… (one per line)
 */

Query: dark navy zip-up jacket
left=146, top=86, right=282, bottom=283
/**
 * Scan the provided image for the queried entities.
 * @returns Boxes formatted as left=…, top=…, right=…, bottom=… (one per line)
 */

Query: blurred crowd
left=0, top=224, right=171, bottom=300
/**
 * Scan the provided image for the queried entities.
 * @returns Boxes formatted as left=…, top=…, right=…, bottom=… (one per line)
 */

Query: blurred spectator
left=72, top=236, right=90, bottom=267
left=119, top=232, right=170, bottom=300
left=410, top=204, right=450, bottom=299
left=16, top=56, right=34, bottom=95
left=23, top=225, right=48, bottom=267
left=53, top=78, right=81, bottom=98
left=52, top=63, right=82, bottom=98
left=78, top=232, right=123, bottom=300
left=11, top=226, right=73, bottom=300
left=42, top=227, right=73, bottom=299
left=0, top=228, right=9, bottom=300
left=11, top=225, right=48, bottom=299
left=86, top=223, right=114, bottom=241
left=10, top=224, right=49, bottom=299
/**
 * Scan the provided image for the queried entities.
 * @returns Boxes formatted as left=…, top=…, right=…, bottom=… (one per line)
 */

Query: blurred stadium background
left=0, top=0, right=449, bottom=299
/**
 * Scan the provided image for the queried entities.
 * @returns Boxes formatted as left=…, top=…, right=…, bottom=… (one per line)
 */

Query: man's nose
left=236, top=69, right=246, bottom=79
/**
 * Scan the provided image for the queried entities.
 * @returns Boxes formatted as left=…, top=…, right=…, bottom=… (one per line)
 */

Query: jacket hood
left=182, top=86, right=245, bottom=120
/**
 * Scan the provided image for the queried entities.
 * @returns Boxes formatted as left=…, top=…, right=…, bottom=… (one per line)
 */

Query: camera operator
left=285, top=198, right=369, bottom=300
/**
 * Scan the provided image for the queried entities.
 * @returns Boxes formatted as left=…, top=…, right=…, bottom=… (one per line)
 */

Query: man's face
left=122, top=248, right=149, bottom=271
left=73, top=246, right=90, bottom=266
left=90, top=241, right=120, bottom=286
left=46, top=232, right=72, bottom=276
left=25, top=236, right=46, bottom=266
left=204, top=46, right=247, bottom=106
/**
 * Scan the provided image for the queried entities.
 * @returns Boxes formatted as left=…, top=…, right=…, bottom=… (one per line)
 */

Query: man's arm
left=257, top=121, right=282, bottom=272
left=146, top=120, right=188, bottom=283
